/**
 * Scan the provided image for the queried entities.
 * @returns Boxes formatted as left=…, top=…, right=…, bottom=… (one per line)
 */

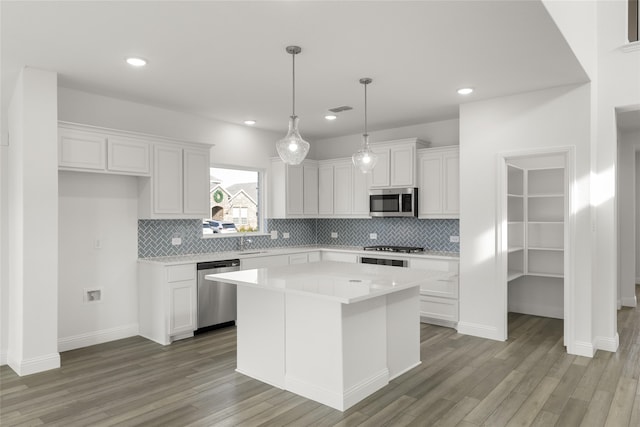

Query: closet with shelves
left=507, top=156, right=565, bottom=319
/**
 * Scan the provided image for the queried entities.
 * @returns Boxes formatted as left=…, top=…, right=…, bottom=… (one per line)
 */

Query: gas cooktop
left=363, top=245, right=425, bottom=254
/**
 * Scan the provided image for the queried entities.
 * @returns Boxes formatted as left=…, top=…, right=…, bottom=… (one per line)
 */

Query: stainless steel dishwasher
left=196, top=259, right=240, bottom=332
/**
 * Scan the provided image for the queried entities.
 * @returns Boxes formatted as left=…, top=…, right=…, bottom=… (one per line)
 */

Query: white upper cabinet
left=59, top=127, right=106, bottom=171
left=317, top=158, right=370, bottom=218
left=140, top=144, right=210, bottom=219
left=59, top=123, right=150, bottom=176
left=269, top=158, right=318, bottom=218
left=107, top=137, right=150, bottom=175
left=418, top=146, right=460, bottom=218
left=370, top=138, right=428, bottom=188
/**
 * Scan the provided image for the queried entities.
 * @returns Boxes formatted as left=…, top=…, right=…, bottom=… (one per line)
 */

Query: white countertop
left=138, top=245, right=459, bottom=266
left=205, top=261, right=451, bottom=304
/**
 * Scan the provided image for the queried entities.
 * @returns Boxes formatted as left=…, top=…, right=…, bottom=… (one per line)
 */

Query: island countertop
left=205, top=260, right=453, bottom=304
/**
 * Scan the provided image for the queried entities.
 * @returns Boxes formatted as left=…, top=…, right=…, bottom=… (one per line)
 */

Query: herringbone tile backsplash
left=138, top=218, right=459, bottom=258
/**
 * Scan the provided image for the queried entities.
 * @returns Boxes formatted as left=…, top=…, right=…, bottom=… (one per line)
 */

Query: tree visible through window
left=204, top=167, right=260, bottom=234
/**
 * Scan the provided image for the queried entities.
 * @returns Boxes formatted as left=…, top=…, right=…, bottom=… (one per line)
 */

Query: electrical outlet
left=450, top=236, right=460, bottom=243
left=369, top=233, right=377, bottom=240
left=270, top=230, right=278, bottom=240
left=84, top=288, right=102, bottom=303
left=283, top=232, right=290, bottom=239
left=171, top=237, right=182, bottom=246
left=331, top=232, right=338, bottom=238
left=94, top=239, right=102, bottom=249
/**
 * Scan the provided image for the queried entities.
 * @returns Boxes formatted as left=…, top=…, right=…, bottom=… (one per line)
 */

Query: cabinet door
left=333, top=162, right=353, bottom=215
left=288, top=253, right=309, bottom=264
left=286, top=165, right=304, bottom=215
left=318, top=165, right=334, bottom=216
left=370, top=148, right=390, bottom=187
left=443, top=151, right=460, bottom=215
left=418, top=154, right=443, bottom=216
left=183, top=149, right=210, bottom=216
left=390, top=145, right=415, bottom=187
left=59, top=128, right=106, bottom=170
left=241, top=255, right=290, bottom=269
left=107, top=137, right=150, bottom=175
left=352, top=166, right=370, bottom=215
left=321, top=251, right=359, bottom=263
left=154, top=145, right=183, bottom=214
left=303, top=163, right=319, bottom=215
left=168, top=281, right=196, bottom=335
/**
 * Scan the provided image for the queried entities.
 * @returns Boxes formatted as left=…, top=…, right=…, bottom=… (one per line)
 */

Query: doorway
left=498, top=147, right=574, bottom=351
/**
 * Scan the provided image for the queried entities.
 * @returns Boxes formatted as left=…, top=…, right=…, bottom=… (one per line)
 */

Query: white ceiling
left=1, top=0, right=589, bottom=140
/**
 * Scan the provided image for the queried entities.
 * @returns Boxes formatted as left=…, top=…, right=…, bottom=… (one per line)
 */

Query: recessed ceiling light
left=457, top=87, right=474, bottom=95
left=324, top=115, right=337, bottom=121
left=243, top=120, right=257, bottom=125
left=125, top=57, right=147, bottom=67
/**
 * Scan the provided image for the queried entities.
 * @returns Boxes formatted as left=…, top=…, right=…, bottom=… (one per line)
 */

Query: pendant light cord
left=364, top=82, right=368, bottom=136
left=292, top=51, right=296, bottom=117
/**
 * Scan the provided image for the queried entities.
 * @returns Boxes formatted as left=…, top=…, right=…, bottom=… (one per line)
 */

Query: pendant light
left=276, top=46, right=310, bottom=165
left=352, top=78, right=378, bottom=173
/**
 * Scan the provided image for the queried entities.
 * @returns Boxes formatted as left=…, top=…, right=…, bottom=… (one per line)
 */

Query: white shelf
left=528, top=247, right=563, bottom=252
left=527, top=193, right=563, bottom=198
left=508, top=247, right=524, bottom=253
left=508, top=193, right=524, bottom=198
left=508, top=270, right=524, bottom=281
left=525, top=272, right=564, bottom=279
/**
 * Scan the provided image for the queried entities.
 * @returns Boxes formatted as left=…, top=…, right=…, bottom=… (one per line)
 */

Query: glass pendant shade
left=352, top=134, right=378, bottom=173
left=276, top=115, right=310, bottom=165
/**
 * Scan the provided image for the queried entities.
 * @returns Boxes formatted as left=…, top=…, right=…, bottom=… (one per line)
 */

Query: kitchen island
left=205, top=261, right=441, bottom=411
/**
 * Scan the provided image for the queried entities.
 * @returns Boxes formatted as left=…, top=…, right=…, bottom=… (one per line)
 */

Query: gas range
left=363, top=245, right=425, bottom=254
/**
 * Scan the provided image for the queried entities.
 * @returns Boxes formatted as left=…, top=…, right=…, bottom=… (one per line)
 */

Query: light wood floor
left=1, top=286, right=638, bottom=426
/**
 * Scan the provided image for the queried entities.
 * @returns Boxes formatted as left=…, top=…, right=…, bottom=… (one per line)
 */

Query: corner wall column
left=7, top=67, right=60, bottom=375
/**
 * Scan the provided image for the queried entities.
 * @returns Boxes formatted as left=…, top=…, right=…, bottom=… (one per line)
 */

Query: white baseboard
left=621, top=296, right=637, bottom=307
left=595, top=333, right=619, bottom=353
left=456, top=321, right=503, bottom=341
left=0, top=349, right=7, bottom=366
left=569, top=340, right=595, bottom=357
left=286, top=368, right=389, bottom=412
left=508, top=303, right=563, bottom=319
left=58, top=323, right=139, bottom=352
left=8, top=352, right=61, bottom=376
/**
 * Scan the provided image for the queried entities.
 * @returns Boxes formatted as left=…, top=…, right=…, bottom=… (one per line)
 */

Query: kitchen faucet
left=239, top=235, right=252, bottom=252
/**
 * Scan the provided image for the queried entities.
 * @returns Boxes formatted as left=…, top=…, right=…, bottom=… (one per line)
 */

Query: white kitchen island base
left=209, top=261, right=423, bottom=411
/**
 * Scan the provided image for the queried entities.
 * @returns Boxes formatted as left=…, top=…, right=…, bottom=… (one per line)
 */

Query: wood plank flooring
left=1, top=285, right=638, bottom=426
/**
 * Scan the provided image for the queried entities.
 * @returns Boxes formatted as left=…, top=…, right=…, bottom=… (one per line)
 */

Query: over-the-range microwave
left=369, top=187, right=418, bottom=217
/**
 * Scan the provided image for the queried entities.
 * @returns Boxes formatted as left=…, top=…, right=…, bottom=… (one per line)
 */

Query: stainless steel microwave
left=369, top=188, right=418, bottom=217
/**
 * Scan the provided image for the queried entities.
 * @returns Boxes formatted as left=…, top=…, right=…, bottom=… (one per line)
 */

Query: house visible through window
left=204, top=167, right=260, bottom=235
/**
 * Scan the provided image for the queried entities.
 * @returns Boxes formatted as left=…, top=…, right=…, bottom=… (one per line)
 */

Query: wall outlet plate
left=369, top=233, right=377, bottom=240
left=270, top=230, right=278, bottom=240
left=84, top=288, right=103, bottom=303
left=171, top=237, right=182, bottom=245
left=283, top=232, right=290, bottom=239
left=331, top=232, right=338, bottom=238
left=450, top=236, right=460, bottom=243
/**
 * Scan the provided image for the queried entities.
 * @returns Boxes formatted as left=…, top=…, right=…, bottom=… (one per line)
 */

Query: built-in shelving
left=507, top=160, right=565, bottom=320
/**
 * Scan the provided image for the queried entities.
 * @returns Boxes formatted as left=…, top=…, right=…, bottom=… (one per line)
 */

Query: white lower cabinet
left=138, top=263, right=197, bottom=345
left=409, top=258, right=459, bottom=328
left=289, top=251, right=320, bottom=264
left=321, top=251, right=359, bottom=263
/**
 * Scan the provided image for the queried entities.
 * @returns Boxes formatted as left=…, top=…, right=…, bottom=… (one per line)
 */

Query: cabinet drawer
left=420, top=296, right=458, bottom=322
left=419, top=275, right=458, bottom=298
left=409, top=258, right=458, bottom=272
left=166, top=264, right=196, bottom=283
left=289, top=253, right=308, bottom=264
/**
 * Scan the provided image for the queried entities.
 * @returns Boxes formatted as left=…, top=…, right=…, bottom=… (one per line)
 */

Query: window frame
left=203, top=164, right=268, bottom=238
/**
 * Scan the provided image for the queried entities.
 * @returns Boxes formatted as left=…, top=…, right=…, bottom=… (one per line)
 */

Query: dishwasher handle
left=197, top=259, right=240, bottom=270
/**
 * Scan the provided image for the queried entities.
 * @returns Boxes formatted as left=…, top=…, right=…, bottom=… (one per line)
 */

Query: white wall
left=58, top=87, right=282, bottom=170
left=58, top=172, right=139, bottom=350
left=617, top=129, right=640, bottom=307
left=0, top=145, right=7, bottom=364
left=637, top=150, right=640, bottom=284
left=311, top=119, right=459, bottom=160
left=7, top=68, right=60, bottom=375
left=459, top=84, right=593, bottom=355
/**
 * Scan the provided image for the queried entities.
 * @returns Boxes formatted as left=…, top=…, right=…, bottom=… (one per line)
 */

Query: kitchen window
left=205, top=166, right=262, bottom=235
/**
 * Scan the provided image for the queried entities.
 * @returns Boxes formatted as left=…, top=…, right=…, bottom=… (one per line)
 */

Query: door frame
left=496, top=146, right=575, bottom=352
